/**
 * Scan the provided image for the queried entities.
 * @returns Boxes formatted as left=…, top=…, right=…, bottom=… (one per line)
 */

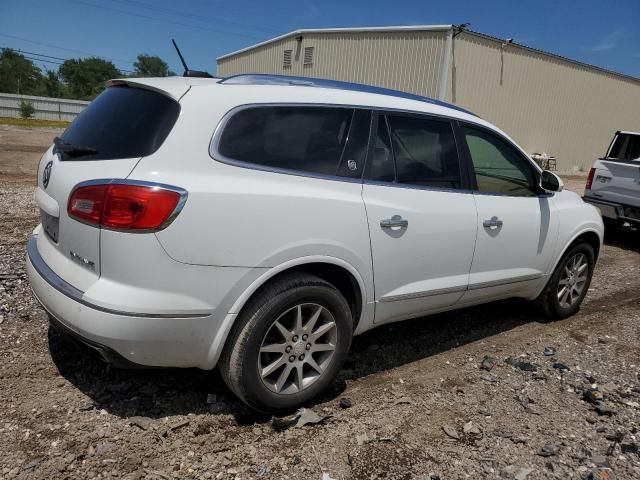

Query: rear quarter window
left=58, top=85, right=180, bottom=161
left=215, top=106, right=364, bottom=177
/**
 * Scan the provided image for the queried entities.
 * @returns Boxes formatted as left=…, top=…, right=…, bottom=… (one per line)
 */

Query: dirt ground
left=0, top=124, right=638, bottom=480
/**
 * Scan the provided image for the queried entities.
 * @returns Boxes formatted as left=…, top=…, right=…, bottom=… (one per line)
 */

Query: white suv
left=27, top=74, right=603, bottom=411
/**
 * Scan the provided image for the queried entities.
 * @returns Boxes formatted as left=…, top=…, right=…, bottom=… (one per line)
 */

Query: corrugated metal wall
left=0, top=93, right=88, bottom=121
left=217, top=30, right=448, bottom=99
left=217, top=28, right=640, bottom=173
left=447, top=32, right=640, bottom=172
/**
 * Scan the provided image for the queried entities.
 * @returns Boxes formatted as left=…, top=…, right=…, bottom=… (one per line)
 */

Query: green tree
left=0, top=48, right=45, bottom=95
left=133, top=54, right=171, bottom=77
left=59, top=57, right=120, bottom=100
left=18, top=100, right=35, bottom=118
left=43, top=70, right=67, bottom=98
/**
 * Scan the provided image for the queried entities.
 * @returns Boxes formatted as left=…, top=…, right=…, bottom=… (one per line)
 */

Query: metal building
left=216, top=25, right=640, bottom=173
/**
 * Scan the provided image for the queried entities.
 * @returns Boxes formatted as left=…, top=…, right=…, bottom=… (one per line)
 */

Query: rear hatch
left=589, top=132, right=640, bottom=208
left=35, top=83, right=181, bottom=291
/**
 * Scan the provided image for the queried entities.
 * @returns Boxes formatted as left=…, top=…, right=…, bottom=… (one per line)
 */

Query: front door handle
left=483, top=216, right=503, bottom=229
left=380, top=215, right=408, bottom=229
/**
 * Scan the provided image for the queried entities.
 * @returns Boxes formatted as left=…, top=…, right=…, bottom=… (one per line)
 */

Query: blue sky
left=1, top=0, right=638, bottom=78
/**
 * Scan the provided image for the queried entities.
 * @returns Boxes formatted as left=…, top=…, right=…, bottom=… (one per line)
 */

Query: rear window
left=58, top=85, right=180, bottom=161
left=607, top=133, right=640, bottom=162
left=216, top=106, right=361, bottom=177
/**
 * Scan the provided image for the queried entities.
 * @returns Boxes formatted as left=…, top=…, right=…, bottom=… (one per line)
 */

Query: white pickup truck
left=584, top=131, right=640, bottom=228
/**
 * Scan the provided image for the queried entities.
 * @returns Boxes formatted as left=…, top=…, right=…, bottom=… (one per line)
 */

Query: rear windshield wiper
left=53, top=137, right=98, bottom=157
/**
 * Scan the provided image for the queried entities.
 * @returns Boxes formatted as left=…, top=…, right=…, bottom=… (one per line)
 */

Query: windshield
left=58, top=85, right=180, bottom=161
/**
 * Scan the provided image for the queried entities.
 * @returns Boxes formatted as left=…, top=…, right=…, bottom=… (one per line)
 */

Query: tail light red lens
left=585, top=168, right=596, bottom=190
left=68, top=184, right=107, bottom=225
left=68, top=182, right=184, bottom=231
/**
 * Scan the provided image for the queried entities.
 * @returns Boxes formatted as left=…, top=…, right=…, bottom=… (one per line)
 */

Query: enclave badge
left=42, top=160, right=53, bottom=189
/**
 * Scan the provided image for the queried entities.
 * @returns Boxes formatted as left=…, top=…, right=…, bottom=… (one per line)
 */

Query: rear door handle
left=380, top=215, right=408, bottom=229
left=483, top=216, right=503, bottom=229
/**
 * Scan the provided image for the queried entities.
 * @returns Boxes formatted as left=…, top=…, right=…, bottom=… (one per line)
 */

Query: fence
left=0, top=93, right=89, bottom=121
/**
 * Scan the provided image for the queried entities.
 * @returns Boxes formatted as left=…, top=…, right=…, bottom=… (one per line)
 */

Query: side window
left=335, top=109, right=371, bottom=178
left=387, top=115, right=461, bottom=188
left=368, top=116, right=395, bottom=182
left=607, top=134, right=640, bottom=162
left=630, top=136, right=640, bottom=161
left=462, top=126, right=538, bottom=197
left=217, top=106, right=355, bottom=177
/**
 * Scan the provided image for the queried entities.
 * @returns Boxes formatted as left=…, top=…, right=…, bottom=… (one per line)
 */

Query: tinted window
left=388, top=115, right=461, bottom=188
left=218, top=106, right=357, bottom=177
left=368, top=116, right=395, bottom=182
left=59, top=86, right=180, bottom=161
left=462, top=127, right=538, bottom=197
left=607, top=134, right=640, bottom=162
left=367, top=114, right=461, bottom=189
left=335, top=109, right=371, bottom=178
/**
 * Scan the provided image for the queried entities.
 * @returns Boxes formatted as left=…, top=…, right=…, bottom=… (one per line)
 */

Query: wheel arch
left=550, top=228, right=602, bottom=275
left=204, top=256, right=369, bottom=369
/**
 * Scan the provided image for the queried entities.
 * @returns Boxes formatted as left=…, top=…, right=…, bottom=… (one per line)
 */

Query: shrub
left=18, top=100, right=35, bottom=119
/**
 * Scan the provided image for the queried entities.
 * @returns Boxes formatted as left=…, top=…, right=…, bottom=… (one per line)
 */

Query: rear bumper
left=583, top=196, right=640, bottom=225
left=27, top=234, right=217, bottom=369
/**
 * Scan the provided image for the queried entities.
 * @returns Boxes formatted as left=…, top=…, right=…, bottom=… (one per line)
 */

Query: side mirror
left=540, top=170, right=563, bottom=192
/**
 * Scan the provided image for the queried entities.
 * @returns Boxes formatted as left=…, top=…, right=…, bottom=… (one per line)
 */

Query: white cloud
left=589, top=28, right=627, bottom=52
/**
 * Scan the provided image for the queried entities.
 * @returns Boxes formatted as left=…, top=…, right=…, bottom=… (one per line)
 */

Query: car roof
left=219, top=74, right=476, bottom=116
left=108, top=74, right=479, bottom=121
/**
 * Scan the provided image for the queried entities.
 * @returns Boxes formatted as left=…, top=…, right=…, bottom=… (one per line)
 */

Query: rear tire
left=219, top=273, right=353, bottom=412
left=535, top=242, right=595, bottom=321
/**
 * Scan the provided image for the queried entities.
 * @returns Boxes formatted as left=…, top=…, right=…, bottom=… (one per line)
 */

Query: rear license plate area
left=41, top=209, right=59, bottom=243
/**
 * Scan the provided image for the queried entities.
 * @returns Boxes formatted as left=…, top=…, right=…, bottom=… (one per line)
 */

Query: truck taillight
left=68, top=182, right=185, bottom=231
left=585, top=168, right=596, bottom=190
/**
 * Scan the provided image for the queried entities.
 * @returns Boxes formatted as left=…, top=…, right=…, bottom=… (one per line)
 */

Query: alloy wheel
left=258, top=303, right=337, bottom=394
left=557, top=253, right=589, bottom=308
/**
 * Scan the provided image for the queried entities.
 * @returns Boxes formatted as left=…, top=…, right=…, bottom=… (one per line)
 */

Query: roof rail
left=220, top=74, right=475, bottom=116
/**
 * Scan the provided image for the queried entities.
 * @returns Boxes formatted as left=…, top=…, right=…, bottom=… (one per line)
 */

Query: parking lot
left=0, top=124, right=639, bottom=480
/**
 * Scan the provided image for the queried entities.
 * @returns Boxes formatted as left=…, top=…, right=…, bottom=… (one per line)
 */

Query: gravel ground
left=0, top=126, right=639, bottom=480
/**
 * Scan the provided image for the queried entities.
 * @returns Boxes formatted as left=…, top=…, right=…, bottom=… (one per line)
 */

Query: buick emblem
left=42, top=161, right=53, bottom=189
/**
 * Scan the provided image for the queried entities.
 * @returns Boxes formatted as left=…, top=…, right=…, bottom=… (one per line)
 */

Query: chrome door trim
left=467, top=273, right=542, bottom=291
left=379, top=285, right=467, bottom=303
left=28, top=235, right=209, bottom=319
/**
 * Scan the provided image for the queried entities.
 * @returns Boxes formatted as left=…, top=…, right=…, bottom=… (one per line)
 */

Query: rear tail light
left=68, top=181, right=185, bottom=231
left=585, top=168, right=596, bottom=190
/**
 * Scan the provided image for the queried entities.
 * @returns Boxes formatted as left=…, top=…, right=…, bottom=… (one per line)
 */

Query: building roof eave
left=216, top=25, right=453, bottom=61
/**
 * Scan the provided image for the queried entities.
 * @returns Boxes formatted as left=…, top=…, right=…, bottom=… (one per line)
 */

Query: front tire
left=219, top=273, right=353, bottom=412
left=535, top=242, right=595, bottom=320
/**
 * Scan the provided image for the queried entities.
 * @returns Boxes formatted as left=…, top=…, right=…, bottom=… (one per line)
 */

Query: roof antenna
left=171, top=39, right=214, bottom=78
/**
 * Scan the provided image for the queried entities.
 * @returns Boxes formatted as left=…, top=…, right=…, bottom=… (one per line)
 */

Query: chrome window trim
left=68, top=178, right=188, bottom=233
left=209, top=103, right=368, bottom=183
left=208, top=102, right=486, bottom=185
left=28, top=235, right=209, bottom=319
